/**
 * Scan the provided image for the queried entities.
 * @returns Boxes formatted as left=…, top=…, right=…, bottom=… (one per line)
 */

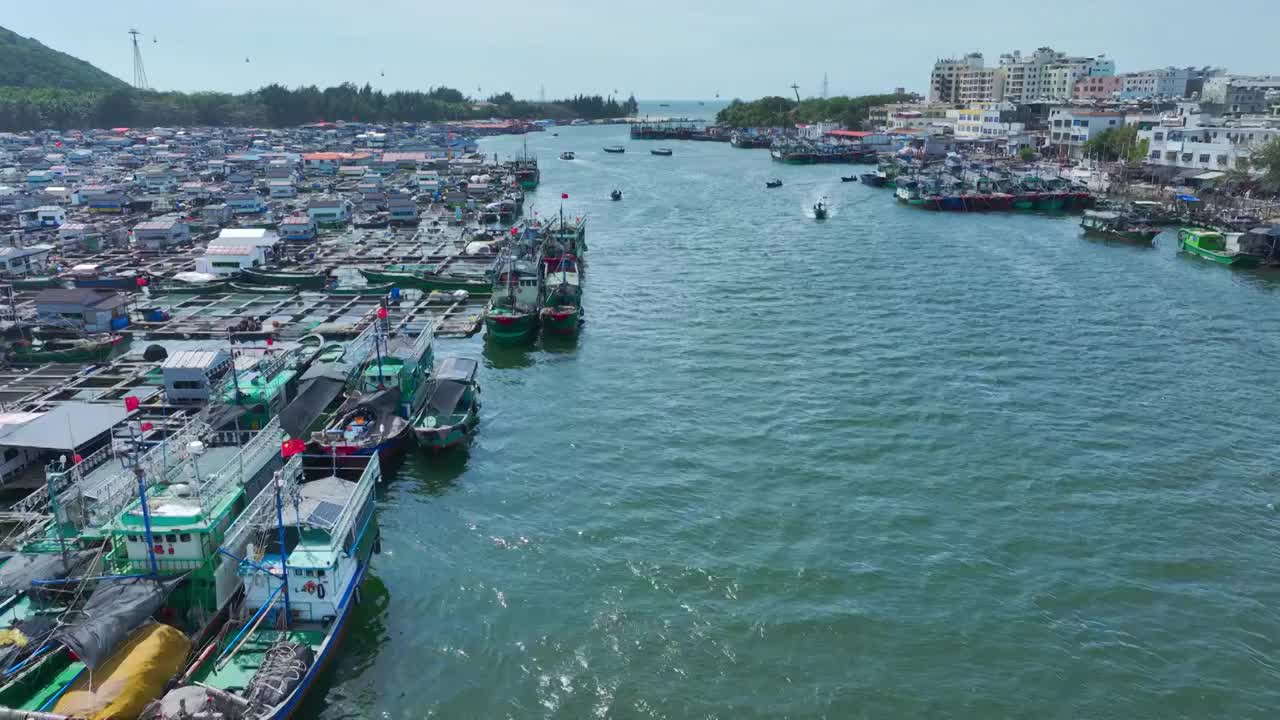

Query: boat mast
left=127, top=421, right=160, bottom=576
left=272, top=470, right=292, bottom=626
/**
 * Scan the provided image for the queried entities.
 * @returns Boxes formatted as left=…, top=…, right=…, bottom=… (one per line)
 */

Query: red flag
left=72, top=454, right=83, bottom=464
left=140, top=421, right=154, bottom=432
left=281, top=438, right=305, bottom=458
left=124, top=396, right=140, bottom=412
left=376, top=306, right=388, bottom=320
left=265, top=336, right=274, bottom=347
left=561, top=193, right=568, bottom=199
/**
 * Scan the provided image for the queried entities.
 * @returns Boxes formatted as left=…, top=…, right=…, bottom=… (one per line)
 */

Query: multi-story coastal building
left=1139, top=103, right=1280, bottom=171
left=930, top=47, right=1113, bottom=105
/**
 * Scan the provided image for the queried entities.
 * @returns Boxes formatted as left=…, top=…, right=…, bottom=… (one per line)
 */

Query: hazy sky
left=7, top=0, right=1277, bottom=100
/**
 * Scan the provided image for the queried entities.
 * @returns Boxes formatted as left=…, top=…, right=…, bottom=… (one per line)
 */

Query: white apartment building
left=935, top=47, right=1113, bottom=104
left=1140, top=107, right=1280, bottom=171
left=930, top=53, right=984, bottom=103
left=1201, top=76, right=1280, bottom=114
left=1048, top=107, right=1127, bottom=158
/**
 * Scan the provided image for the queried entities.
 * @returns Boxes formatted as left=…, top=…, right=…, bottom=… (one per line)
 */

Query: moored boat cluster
left=0, top=121, right=568, bottom=718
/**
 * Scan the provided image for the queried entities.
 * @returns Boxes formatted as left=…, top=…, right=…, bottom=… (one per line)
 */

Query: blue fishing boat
left=147, top=453, right=382, bottom=720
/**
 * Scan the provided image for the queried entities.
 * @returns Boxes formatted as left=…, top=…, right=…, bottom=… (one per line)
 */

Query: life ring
left=302, top=581, right=317, bottom=594
left=316, top=583, right=326, bottom=600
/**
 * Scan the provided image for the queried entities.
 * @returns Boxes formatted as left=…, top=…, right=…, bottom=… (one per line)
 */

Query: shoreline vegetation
left=715, top=92, right=918, bottom=129
left=0, top=84, right=639, bottom=132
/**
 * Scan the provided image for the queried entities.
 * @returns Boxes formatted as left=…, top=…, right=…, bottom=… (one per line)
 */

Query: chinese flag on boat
left=140, top=422, right=154, bottom=432
left=124, top=396, right=140, bottom=412
left=561, top=193, right=568, bottom=199
left=281, top=438, right=305, bottom=458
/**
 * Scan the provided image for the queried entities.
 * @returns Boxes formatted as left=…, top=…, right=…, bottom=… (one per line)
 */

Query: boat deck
left=191, top=628, right=327, bottom=695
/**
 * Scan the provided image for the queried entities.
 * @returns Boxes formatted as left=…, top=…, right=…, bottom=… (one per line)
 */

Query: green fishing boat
left=163, top=280, right=231, bottom=294
left=324, top=282, right=394, bottom=296
left=218, top=344, right=318, bottom=431
left=0, top=420, right=288, bottom=716
left=311, top=322, right=435, bottom=458
left=1177, top=228, right=1261, bottom=268
left=895, top=181, right=926, bottom=206
left=10, top=276, right=60, bottom=291
left=238, top=268, right=329, bottom=291
left=540, top=257, right=582, bottom=337
left=359, top=265, right=489, bottom=293
left=7, top=334, right=125, bottom=365
left=484, top=255, right=541, bottom=344
left=230, top=283, right=298, bottom=295
left=412, top=357, right=481, bottom=451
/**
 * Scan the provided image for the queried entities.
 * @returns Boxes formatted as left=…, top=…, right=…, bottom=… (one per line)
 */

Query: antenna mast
left=129, top=29, right=149, bottom=90
left=822, top=72, right=829, bottom=99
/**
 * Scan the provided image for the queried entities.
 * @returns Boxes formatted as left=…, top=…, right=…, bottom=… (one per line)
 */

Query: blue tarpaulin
left=1176, top=194, right=1201, bottom=202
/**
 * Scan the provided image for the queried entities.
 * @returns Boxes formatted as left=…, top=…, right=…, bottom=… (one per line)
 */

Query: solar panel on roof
left=306, top=500, right=343, bottom=530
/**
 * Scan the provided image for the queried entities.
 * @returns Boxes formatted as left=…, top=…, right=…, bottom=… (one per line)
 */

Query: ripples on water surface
left=313, top=121, right=1280, bottom=719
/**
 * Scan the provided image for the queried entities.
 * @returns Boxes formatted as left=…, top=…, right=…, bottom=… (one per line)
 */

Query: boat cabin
left=162, top=349, right=234, bottom=401
left=240, top=457, right=379, bottom=622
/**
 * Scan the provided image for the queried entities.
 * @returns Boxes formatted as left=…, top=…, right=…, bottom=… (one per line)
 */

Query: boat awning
left=279, top=376, right=347, bottom=438
left=434, top=357, right=478, bottom=382
left=1191, top=171, right=1225, bottom=181
left=427, top=379, right=467, bottom=414
left=0, top=402, right=129, bottom=451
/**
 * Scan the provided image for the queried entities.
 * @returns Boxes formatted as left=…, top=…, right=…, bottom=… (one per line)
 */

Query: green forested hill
left=0, top=25, right=127, bottom=90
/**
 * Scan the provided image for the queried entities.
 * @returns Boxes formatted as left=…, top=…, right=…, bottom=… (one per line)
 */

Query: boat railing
left=196, top=418, right=283, bottom=513
left=21, top=439, right=119, bottom=516
left=63, top=416, right=213, bottom=529
left=211, top=348, right=297, bottom=404
left=222, top=453, right=302, bottom=565
left=325, top=454, right=379, bottom=553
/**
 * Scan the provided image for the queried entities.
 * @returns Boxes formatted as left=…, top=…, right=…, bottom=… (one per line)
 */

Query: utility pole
left=822, top=72, right=829, bottom=99
left=129, top=29, right=149, bottom=90
left=790, top=83, right=801, bottom=102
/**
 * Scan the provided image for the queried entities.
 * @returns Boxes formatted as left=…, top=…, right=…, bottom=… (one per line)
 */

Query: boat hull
left=1082, top=227, right=1159, bottom=244
left=359, top=269, right=487, bottom=293
left=485, top=311, right=538, bottom=343
left=413, top=413, right=478, bottom=451
left=239, top=268, right=328, bottom=290
left=9, top=337, right=123, bottom=364
left=1178, top=240, right=1260, bottom=267
left=539, top=306, right=580, bottom=336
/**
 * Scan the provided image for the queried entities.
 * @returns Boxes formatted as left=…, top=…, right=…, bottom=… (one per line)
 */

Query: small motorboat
left=840, top=175, right=857, bottom=182
left=813, top=199, right=828, bottom=220
left=610, top=190, right=623, bottom=201
left=560, top=151, right=575, bottom=160
left=651, top=148, right=673, bottom=156
left=603, top=146, right=625, bottom=154
left=766, top=179, right=783, bottom=189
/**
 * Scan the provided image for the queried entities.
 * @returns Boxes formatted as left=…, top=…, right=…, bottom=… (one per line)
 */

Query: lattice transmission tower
left=129, top=29, right=149, bottom=90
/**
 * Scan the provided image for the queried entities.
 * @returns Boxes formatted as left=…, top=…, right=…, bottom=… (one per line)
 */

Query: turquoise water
left=319, top=125, right=1280, bottom=718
